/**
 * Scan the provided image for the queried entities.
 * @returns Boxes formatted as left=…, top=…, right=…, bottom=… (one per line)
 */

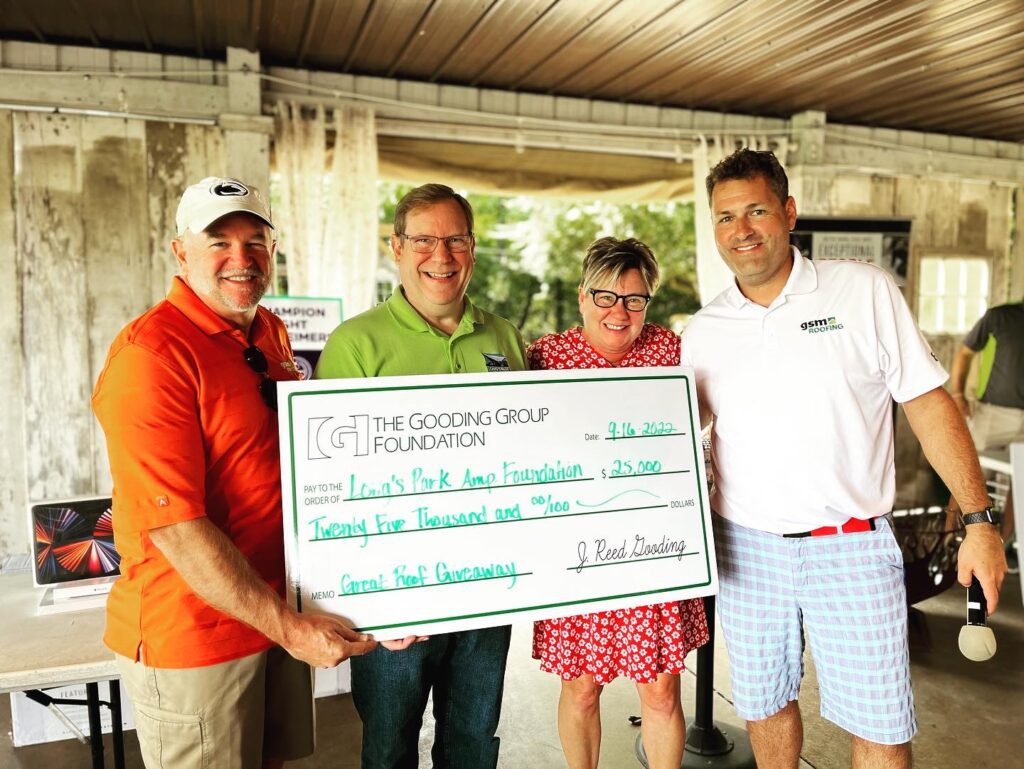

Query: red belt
left=782, top=516, right=878, bottom=539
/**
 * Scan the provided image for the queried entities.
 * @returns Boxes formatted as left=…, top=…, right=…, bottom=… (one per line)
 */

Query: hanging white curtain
left=692, top=135, right=788, bottom=306
left=275, top=101, right=379, bottom=320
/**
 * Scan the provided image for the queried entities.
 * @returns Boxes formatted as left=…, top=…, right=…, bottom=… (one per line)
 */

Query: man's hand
left=380, top=635, right=430, bottom=651
left=957, top=525, right=1007, bottom=614
left=281, top=612, right=378, bottom=667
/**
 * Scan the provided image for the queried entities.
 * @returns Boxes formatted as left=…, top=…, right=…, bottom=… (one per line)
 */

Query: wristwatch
left=959, top=507, right=997, bottom=527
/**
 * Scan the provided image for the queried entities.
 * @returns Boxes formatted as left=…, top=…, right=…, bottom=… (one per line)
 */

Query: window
left=376, top=279, right=394, bottom=305
left=917, top=257, right=989, bottom=333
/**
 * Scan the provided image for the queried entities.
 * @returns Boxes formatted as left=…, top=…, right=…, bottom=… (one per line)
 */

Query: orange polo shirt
left=93, top=277, right=300, bottom=668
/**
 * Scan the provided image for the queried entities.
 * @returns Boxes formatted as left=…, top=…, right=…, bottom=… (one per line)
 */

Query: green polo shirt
left=314, top=287, right=526, bottom=379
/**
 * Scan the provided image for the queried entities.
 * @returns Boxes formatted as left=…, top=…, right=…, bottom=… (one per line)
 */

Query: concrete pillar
left=1012, top=186, right=1024, bottom=301
left=787, top=111, right=830, bottom=215
left=223, top=47, right=273, bottom=192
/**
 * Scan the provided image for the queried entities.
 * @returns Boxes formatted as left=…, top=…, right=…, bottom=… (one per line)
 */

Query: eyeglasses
left=243, top=345, right=278, bottom=411
left=588, top=289, right=651, bottom=312
left=399, top=234, right=474, bottom=254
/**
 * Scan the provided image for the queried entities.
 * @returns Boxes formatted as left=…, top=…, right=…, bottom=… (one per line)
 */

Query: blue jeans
left=351, top=626, right=512, bottom=769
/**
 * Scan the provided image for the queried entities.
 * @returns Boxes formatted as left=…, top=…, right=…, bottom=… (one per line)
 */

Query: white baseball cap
left=175, top=177, right=274, bottom=234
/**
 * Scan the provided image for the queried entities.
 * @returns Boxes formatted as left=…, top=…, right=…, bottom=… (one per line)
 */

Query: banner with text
left=262, top=296, right=343, bottom=380
left=279, top=367, right=716, bottom=640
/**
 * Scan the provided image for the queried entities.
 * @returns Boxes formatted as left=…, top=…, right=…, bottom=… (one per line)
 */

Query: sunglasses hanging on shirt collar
left=243, top=345, right=278, bottom=411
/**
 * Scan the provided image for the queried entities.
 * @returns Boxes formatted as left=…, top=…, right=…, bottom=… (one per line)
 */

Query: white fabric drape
left=692, top=135, right=788, bottom=306
left=275, top=101, right=379, bottom=320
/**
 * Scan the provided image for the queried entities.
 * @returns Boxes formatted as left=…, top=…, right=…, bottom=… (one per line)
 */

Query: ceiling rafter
left=386, top=0, right=442, bottom=78
left=296, top=0, right=324, bottom=68
left=249, top=0, right=262, bottom=52
left=128, top=0, right=154, bottom=51
left=905, top=90, right=1024, bottom=127
left=506, top=0, right=623, bottom=90
left=7, top=0, right=46, bottom=43
left=67, top=0, right=102, bottom=47
left=676, top=1, right=1005, bottom=113
left=639, top=0, right=880, bottom=105
left=466, top=0, right=563, bottom=88
left=342, top=0, right=379, bottom=73
left=846, top=43, right=1024, bottom=123
left=428, top=0, right=503, bottom=83
left=191, top=0, right=205, bottom=58
left=541, top=0, right=688, bottom=94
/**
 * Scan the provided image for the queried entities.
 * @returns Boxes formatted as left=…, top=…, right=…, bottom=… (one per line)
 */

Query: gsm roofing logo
left=800, top=316, right=844, bottom=333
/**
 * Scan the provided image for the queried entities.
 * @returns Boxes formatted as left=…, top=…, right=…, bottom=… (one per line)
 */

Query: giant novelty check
left=278, top=367, right=717, bottom=640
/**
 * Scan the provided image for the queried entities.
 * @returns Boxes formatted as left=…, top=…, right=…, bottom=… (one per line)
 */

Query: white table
left=0, top=571, right=123, bottom=768
left=977, top=447, right=1011, bottom=476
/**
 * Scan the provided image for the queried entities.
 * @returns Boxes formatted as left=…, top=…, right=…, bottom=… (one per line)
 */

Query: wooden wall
left=0, top=110, right=225, bottom=555
left=792, top=167, right=1017, bottom=504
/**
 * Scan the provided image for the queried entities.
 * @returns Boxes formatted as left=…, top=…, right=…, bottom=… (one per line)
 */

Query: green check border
left=285, top=373, right=711, bottom=628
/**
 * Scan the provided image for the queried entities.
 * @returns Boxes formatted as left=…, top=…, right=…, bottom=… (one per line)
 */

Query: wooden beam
left=295, top=0, right=323, bottom=68
left=249, top=0, right=263, bottom=51
left=7, top=0, right=47, bottom=43
left=386, top=0, right=441, bottom=79
left=508, top=0, right=623, bottom=90
left=545, top=0, right=691, bottom=95
left=467, top=0, right=561, bottom=88
left=0, top=71, right=225, bottom=119
left=129, top=0, right=154, bottom=51
left=67, top=0, right=102, bottom=48
left=191, top=0, right=205, bottom=58
left=429, top=0, right=503, bottom=83
left=342, top=0, right=378, bottom=73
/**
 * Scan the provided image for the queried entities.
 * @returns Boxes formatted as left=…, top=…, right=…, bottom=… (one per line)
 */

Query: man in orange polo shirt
left=93, top=177, right=378, bottom=769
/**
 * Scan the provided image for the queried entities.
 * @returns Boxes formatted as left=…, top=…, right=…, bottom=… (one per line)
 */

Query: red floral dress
left=527, top=324, right=710, bottom=685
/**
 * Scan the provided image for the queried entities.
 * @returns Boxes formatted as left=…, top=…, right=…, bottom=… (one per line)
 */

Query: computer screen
left=30, top=497, right=120, bottom=589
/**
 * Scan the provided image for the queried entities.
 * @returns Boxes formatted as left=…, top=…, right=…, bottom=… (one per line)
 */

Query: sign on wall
left=792, top=218, right=911, bottom=286
left=278, top=368, right=717, bottom=640
left=262, top=296, right=343, bottom=380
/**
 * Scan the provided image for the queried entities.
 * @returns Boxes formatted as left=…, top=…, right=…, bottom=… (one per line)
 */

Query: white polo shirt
left=681, top=250, right=947, bottom=534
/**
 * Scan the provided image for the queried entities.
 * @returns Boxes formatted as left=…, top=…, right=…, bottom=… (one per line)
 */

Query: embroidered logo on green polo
left=483, top=353, right=511, bottom=371
left=800, top=316, right=844, bottom=334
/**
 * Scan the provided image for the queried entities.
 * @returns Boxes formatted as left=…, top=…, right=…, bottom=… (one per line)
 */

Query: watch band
left=960, top=508, right=997, bottom=526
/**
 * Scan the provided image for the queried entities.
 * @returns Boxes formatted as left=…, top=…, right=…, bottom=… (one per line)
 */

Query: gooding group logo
left=308, top=414, right=370, bottom=460
left=800, top=316, right=844, bottom=334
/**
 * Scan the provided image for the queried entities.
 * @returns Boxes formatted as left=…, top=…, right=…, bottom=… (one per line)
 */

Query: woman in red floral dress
left=529, top=236, right=709, bottom=769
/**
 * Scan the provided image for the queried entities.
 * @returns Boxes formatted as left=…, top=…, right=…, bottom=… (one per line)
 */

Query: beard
left=194, top=267, right=271, bottom=313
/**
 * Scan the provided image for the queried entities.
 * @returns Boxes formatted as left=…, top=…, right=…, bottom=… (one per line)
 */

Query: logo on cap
left=211, top=181, right=249, bottom=197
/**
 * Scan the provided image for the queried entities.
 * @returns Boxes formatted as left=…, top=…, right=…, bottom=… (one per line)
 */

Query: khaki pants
left=116, top=647, right=314, bottom=769
left=969, top=401, right=1024, bottom=451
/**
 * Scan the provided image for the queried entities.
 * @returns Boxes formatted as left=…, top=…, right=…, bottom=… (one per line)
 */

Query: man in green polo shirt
left=314, top=183, right=525, bottom=769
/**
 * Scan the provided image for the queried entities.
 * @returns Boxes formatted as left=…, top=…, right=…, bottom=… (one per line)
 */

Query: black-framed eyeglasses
left=399, top=234, right=474, bottom=254
left=243, top=345, right=278, bottom=411
left=588, top=289, right=651, bottom=312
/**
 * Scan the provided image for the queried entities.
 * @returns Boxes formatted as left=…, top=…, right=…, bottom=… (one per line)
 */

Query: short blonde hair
left=580, top=237, right=660, bottom=295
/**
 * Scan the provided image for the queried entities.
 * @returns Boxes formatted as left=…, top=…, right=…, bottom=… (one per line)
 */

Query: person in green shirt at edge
left=313, top=183, right=526, bottom=769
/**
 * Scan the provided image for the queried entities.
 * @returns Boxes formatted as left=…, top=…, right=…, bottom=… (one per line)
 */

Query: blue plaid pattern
left=714, top=514, right=917, bottom=745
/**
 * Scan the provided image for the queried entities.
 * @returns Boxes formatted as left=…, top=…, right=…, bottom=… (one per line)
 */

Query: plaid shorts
left=713, top=514, right=916, bottom=745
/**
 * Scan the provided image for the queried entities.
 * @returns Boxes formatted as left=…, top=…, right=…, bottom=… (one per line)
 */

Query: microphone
left=958, top=576, right=996, bottom=662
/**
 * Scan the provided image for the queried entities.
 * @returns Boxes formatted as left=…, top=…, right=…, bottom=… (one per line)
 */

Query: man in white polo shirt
left=681, top=148, right=1006, bottom=769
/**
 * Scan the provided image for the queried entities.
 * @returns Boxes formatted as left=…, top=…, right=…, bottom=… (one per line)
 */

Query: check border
left=284, top=373, right=710, bottom=628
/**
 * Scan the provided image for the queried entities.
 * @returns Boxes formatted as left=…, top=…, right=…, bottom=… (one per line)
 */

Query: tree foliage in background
left=378, top=183, right=699, bottom=343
